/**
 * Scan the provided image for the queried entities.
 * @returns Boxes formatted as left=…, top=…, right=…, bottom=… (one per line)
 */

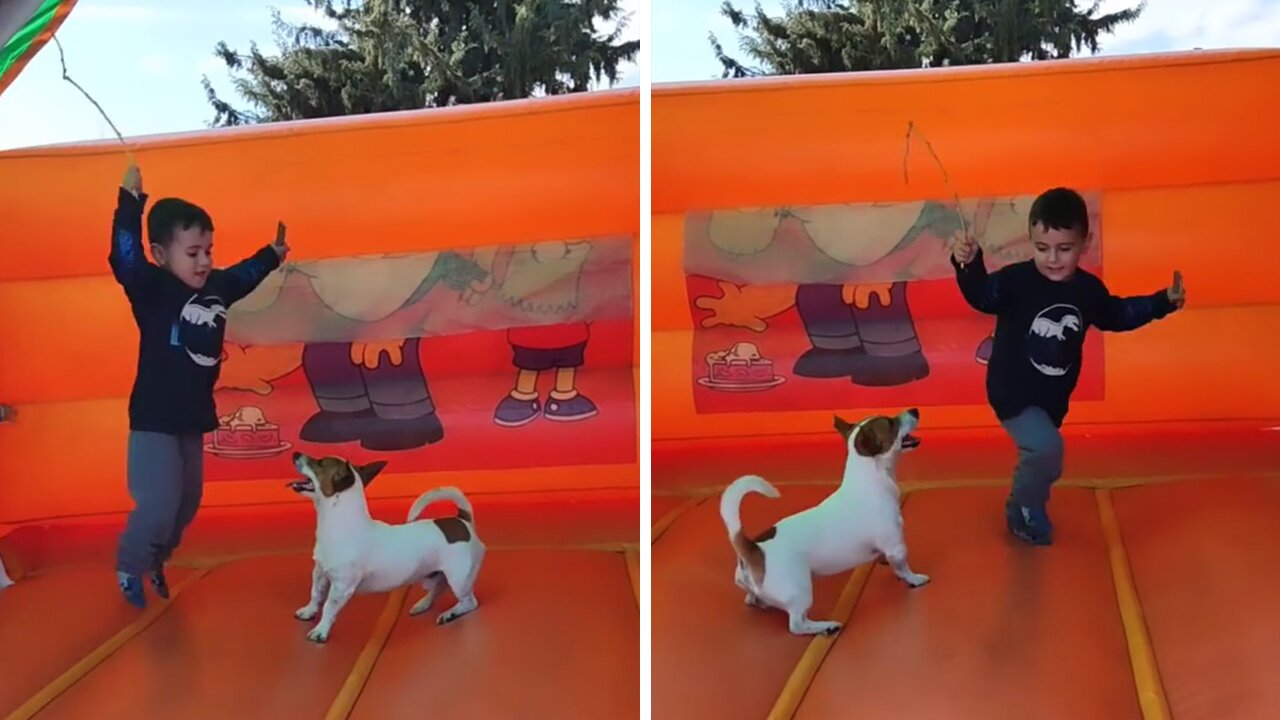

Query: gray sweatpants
left=115, top=431, right=204, bottom=576
left=999, top=407, right=1065, bottom=508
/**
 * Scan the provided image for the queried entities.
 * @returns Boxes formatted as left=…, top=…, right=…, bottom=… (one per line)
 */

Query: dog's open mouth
left=287, top=478, right=314, bottom=494
left=900, top=433, right=921, bottom=450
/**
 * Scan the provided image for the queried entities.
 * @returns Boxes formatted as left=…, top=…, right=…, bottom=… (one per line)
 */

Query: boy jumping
left=110, top=165, right=288, bottom=606
left=952, top=187, right=1185, bottom=545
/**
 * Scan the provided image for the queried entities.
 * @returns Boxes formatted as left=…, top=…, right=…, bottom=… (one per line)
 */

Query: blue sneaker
left=118, top=572, right=147, bottom=609
left=150, top=568, right=170, bottom=600
left=1005, top=500, right=1053, bottom=545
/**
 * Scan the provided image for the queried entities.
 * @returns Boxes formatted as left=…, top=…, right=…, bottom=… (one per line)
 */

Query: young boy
left=951, top=187, right=1185, bottom=545
left=109, top=165, right=289, bottom=607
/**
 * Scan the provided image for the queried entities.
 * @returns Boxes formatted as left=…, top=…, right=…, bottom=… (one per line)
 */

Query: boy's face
left=1030, top=222, right=1086, bottom=282
left=153, top=225, right=214, bottom=289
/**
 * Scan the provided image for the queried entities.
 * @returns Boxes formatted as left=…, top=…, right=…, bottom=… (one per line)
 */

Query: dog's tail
left=719, top=474, right=779, bottom=539
left=407, top=486, right=474, bottom=524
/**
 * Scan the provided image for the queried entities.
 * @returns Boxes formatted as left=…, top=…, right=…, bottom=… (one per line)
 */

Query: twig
left=51, top=34, right=134, bottom=162
left=903, top=120, right=968, bottom=240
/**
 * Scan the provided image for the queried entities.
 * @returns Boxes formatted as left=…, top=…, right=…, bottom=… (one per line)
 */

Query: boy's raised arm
left=108, top=166, right=157, bottom=292
left=1093, top=271, right=1182, bottom=332
left=219, top=221, right=289, bottom=304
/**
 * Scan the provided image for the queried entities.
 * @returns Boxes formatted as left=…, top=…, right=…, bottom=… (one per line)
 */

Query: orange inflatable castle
left=0, top=89, right=639, bottom=719
left=651, top=51, right=1280, bottom=720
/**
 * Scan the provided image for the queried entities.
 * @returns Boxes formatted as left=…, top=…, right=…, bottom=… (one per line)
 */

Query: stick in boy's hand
left=952, top=230, right=978, bottom=266
left=122, top=164, right=142, bottom=197
left=273, top=221, right=290, bottom=262
left=1167, top=270, right=1185, bottom=309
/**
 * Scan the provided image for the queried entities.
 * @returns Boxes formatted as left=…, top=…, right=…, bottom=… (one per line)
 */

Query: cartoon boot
left=976, top=333, right=994, bottom=365
left=792, top=284, right=865, bottom=378
left=845, top=281, right=930, bottom=386
left=792, top=282, right=930, bottom=385
left=300, top=338, right=444, bottom=452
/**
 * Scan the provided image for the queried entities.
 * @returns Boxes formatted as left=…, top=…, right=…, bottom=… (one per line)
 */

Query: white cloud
left=1097, top=0, right=1280, bottom=53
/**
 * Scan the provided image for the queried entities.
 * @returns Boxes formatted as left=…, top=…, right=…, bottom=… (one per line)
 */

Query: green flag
left=0, top=0, right=77, bottom=97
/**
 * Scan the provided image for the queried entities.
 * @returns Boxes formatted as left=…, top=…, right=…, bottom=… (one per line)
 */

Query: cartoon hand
left=462, top=276, right=493, bottom=306
left=216, top=344, right=303, bottom=395
left=694, top=281, right=771, bottom=332
left=1167, top=270, right=1185, bottom=309
left=843, top=283, right=894, bottom=310
left=351, top=339, right=406, bottom=370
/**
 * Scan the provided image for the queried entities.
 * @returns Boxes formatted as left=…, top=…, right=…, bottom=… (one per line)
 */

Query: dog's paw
left=905, top=573, right=930, bottom=588
left=436, top=611, right=459, bottom=626
left=819, top=622, right=843, bottom=637
left=744, top=593, right=767, bottom=609
left=295, top=606, right=319, bottom=621
left=408, top=595, right=434, bottom=617
left=306, top=627, right=330, bottom=643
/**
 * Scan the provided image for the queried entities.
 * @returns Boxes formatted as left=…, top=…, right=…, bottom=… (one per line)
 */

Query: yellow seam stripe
left=3, top=568, right=211, bottom=720
left=653, top=471, right=1280, bottom=499
left=652, top=496, right=704, bottom=545
left=766, top=563, right=875, bottom=720
left=765, top=492, right=911, bottom=720
left=624, top=549, right=640, bottom=606
left=1096, top=489, right=1171, bottom=720
left=323, top=586, right=408, bottom=720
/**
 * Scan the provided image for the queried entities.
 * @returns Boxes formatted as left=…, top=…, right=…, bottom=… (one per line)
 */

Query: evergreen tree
left=204, top=0, right=640, bottom=126
left=711, top=0, right=1144, bottom=76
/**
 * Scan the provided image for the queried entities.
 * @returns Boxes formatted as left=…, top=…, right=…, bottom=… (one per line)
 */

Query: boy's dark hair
left=1028, top=187, right=1088, bottom=238
left=147, top=198, right=214, bottom=247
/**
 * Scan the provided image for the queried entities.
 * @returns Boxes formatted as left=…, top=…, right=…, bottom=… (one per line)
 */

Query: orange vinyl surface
left=0, top=88, right=640, bottom=523
left=651, top=51, right=1280, bottom=720
left=0, top=90, right=638, bottom=719
left=651, top=50, right=1280, bottom=442
left=0, top=489, right=638, bottom=720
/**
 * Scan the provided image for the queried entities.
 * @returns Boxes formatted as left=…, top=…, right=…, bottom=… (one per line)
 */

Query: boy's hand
left=952, top=230, right=978, bottom=265
left=273, top=221, right=290, bottom=261
left=122, top=165, right=142, bottom=197
left=1166, top=270, right=1185, bottom=309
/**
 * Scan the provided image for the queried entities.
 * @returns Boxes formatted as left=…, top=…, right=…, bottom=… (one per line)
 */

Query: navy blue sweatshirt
left=952, top=249, right=1177, bottom=427
left=109, top=187, right=281, bottom=435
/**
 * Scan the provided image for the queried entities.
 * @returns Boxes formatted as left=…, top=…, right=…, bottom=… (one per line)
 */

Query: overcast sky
left=0, top=0, right=641, bottom=150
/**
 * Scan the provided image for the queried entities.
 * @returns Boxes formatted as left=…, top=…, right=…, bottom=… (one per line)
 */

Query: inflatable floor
left=651, top=50, right=1280, bottom=719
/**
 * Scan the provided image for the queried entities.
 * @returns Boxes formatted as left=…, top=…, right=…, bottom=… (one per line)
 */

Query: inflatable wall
left=0, top=88, right=640, bottom=523
left=652, top=50, right=1280, bottom=442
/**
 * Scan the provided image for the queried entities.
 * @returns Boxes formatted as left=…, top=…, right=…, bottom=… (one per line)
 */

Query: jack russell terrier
left=289, top=452, right=486, bottom=643
left=719, top=408, right=929, bottom=636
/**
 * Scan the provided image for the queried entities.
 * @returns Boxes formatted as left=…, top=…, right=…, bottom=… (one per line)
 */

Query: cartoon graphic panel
left=685, top=194, right=1104, bottom=413
left=203, top=235, right=635, bottom=481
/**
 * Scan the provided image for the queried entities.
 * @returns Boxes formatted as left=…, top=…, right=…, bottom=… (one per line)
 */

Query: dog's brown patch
left=853, top=416, right=900, bottom=458
left=731, top=530, right=767, bottom=586
left=434, top=516, right=472, bottom=544
left=457, top=508, right=472, bottom=523
left=753, top=525, right=777, bottom=544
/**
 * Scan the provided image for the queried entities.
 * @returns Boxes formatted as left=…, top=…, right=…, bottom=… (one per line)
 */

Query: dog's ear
left=354, top=460, right=388, bottom=486
left=833, top=415, right=855, bottom=442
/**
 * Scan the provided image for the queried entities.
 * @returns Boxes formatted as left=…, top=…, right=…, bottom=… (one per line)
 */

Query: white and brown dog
left=289, top=452, right=485, bottom=643
left=720, top=408, right=929, bottom=636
